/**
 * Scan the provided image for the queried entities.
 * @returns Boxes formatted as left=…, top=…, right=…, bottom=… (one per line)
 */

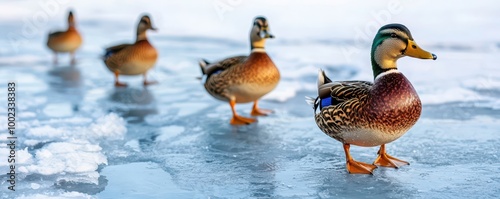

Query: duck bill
left=150, top=27, right=158, bottom=32
left=404, top=40, right=437, bottom=60
left=259, top=30, right=275, bottom=39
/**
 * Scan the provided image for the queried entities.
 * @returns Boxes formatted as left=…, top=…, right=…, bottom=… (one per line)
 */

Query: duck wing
left=48, top=31, right=65, bottom=38
left=201, top=56, right=247, bottom=77
left=330, top=81, right=373, bottom=103
left=315, top=81, right=372, bottom=112
left=104, top=44, right=133, bottom=60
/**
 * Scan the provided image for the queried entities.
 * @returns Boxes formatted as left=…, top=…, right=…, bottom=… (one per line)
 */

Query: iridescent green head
left=371, top=24, right=437, bottom=78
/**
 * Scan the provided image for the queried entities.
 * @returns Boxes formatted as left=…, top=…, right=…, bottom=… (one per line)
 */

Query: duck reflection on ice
left=47, top=65, right=82, bottom=112
left=48, top=65, right=82, bottom=88
left=109, top=87, right=158, bottom=123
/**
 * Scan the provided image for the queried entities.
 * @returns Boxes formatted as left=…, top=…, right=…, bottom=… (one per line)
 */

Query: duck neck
left=136, top=30, right=148, bottom=42
left=251, top=47, right=266, bottom=53
left=67, top=19, right=77, bottom=30
left=371, top=47, right=398, bottom=79
left=372, top=60, right=397, bottom=79
left=250, top=38, right=266, bottom=51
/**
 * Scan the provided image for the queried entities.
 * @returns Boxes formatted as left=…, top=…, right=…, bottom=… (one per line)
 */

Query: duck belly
left=105, top=47, right=157, bottom=75
left=340, top=128, right=408, bottom=147
left=231, top=83, right=277, bottom=103
left=47, top=33, right=82, bottom=52
left=118, top=60, right=156, bottom=75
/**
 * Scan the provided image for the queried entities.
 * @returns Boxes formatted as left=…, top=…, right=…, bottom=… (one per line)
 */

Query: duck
left=103, top=15, right=158, bottom=87
left=307, top=24, right=437, bottom=174
left=199, top=16, right=280, bottom=125
left=47, top=10, right=82, bottom=65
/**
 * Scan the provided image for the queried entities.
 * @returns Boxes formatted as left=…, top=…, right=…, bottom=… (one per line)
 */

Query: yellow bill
left=404, top=40, right=437, bottom=60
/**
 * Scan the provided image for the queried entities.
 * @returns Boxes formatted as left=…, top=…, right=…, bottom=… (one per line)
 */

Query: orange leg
left=373, top=144, right=409, bottom=168
left=250, top=100, right=273, bottom=116
left=343, top=144, right=377, bottom=174
left=70, top=51, right=76, bottom=65
left=230, top=99, right=256, bottom=125
left=53, top=53, right=58, bottom=65
left=143, top=73, right=158, bottom=86
left=114, top=71, right=127, bottom=87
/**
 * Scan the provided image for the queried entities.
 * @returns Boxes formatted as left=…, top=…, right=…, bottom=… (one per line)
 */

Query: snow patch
left=0, top=147, right=32, bottom=168
left=22, top=140, right=106, bottom=184
left=0, top=113, right=127, bottom=190
left=25, top=113, right=126, bottom=145
left=16, top=192, right=95, bottom=199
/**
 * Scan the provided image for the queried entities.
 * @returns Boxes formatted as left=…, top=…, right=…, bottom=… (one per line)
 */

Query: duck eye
left=390, top=33, right=397, bottom=38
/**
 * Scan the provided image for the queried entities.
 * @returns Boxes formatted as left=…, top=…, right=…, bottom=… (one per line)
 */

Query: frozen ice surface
left=1, top=0, right=500, bottom=198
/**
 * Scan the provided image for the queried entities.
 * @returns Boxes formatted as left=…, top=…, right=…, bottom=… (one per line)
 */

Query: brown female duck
left=103, top=15, right=158, bottom=87
left=199, top=16, right=280, bottom=125
left=47, top=10, right=82, bottom=65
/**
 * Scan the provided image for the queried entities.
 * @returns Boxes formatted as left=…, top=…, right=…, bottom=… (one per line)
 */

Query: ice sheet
left=0, top=0, right=499, bottom=198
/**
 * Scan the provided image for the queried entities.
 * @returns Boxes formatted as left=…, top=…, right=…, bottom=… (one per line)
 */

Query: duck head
left=136, top=15, right=157, bottom=41
left=371, top=23, right=437, bottom=78
left=250, top=16, right=275, bottom=50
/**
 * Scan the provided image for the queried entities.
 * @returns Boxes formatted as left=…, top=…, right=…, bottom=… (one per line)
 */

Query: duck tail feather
left=317, top=69, right=333, bottom=87
left=305, top=96, right=316, bottom=106
left=199, top=59, right=210, bottom=75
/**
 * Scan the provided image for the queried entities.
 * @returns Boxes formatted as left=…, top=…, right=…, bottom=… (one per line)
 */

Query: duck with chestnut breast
left=103, top=15, right=158, bottom=87
left=47, top=10, right=82, bottom=65
left=307, top=24, right=437, bottom=174
left=199, top=16, right=280, bottom=125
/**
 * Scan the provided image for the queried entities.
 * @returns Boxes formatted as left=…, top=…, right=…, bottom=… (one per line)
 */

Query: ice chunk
left=25, top=113, right=126, bottom=145
left=23, top=140, right=106, bottom=175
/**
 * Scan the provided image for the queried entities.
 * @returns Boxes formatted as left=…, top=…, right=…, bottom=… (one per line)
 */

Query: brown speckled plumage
left=103, top=15, right=158, bottom=82
left=314, top=71, right=421, bottom=147
left=46, top=11, right=82, bottom=62
left=199, top=16, right=279, bottom=125
left=104, top=40, right=157, bottom=75
left=47, top=27, right=82, bottom=53
left=203, top=52, right=280, bottom=103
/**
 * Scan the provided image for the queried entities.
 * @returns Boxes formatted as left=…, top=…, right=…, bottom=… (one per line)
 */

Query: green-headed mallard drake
left=307, top=24, right=437, bottom=174
left=199, top=16, right=280, bottom=125
left=47, top=10, right=82, bottom=65
left=103, top=15, right=158, bottom=87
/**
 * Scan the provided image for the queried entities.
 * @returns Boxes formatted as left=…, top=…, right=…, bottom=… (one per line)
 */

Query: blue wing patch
left=104, top=50, right=114, bottom=60
left=320, top=97, right=332, bottom=109
left=212, top=69, right=222, bottom=75
left=203, top=69, right=223, bottom=84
